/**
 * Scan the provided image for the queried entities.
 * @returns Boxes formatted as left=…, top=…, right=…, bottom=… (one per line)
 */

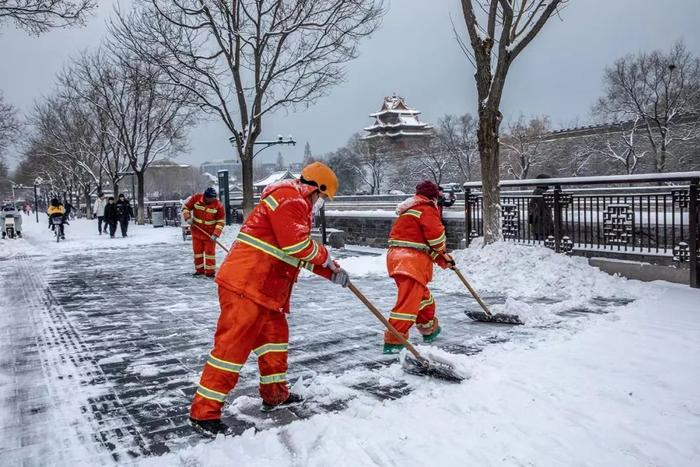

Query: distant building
left=288, top=162, right=304, bottom=172
left=363, top=94, right=434, bottom=149
left=145, top=159, right=205, bottom=200
left=200, top=159, right=241, bottom=180
left=253, top=170, right=300, bottom=194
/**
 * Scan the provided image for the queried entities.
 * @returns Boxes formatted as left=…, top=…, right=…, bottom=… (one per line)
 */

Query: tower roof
left=363, top=94, right=433, bottom=140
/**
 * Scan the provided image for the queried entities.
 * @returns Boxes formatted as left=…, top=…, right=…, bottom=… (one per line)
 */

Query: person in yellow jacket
left=47, top=198, right=66, bottom=239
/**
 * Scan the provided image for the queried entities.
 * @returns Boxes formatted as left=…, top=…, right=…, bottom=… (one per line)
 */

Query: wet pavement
left=0, top=233, right=633, bottom=465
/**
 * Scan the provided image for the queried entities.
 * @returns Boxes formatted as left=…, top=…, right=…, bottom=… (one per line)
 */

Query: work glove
left=323, top=256, right=341, bottom=273
left=436, top=253, right=456, bottom=270
left=210, top=235, right=217, bottom=242
left=331, top=268, right=349, bottom=288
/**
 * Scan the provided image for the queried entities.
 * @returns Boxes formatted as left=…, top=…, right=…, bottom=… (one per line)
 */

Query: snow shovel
left=347, top=281, right=464, bottom=383
left=449, top=264, right=523, bottom=325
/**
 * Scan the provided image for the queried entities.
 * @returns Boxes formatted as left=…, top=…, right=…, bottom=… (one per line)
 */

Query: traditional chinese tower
left=363, top=94, right=433, bottom=149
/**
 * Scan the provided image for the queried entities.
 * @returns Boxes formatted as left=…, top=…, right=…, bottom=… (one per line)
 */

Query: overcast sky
left=1, top=0, right=699, bottom=169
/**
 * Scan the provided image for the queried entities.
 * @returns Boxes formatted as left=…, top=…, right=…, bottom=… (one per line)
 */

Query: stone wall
left=323, top=214, right=466, bottom=250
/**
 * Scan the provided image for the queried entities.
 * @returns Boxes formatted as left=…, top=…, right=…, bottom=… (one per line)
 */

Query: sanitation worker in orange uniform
left=183, top=187, right=226, bottom=277
left=384, top=180, right=454, bottom=354
left=189, top=162, right=350, bottom=437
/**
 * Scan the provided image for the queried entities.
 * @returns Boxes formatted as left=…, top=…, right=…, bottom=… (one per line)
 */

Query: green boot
left=422, top=326, right=441, bottom=343
left=383, top=343, right=404, bottom=354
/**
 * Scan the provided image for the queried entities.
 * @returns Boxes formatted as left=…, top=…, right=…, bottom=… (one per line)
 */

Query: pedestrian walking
left=182, top=187, right=225, bottom=277
left=115, top=194, right=133, bottom=237
left=188, top=162, right=349, bottom=437
left=93, top=192, right=108, bottom=235
left=104, top=196, right=119, bottom=238
left=383, top=180, right=454, bottom=354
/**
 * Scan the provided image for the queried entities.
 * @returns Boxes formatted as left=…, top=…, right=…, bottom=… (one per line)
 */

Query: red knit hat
left=415, top=180, right=440, bottom=200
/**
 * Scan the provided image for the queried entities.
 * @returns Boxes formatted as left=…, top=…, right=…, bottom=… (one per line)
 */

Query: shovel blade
left=465, top=310, right=524, bottom=325
left=402, top=353, right=465, bottom=383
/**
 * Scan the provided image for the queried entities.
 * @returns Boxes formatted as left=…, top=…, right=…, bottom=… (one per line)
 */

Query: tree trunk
left=85, top=186, right=92, bottom=218
left=241, top=154, right=255, bottom=217
left=659, top=134, right=668, bottom=173
left=478, top=109, right=502, bottom=244
left=136, top=170, right=145, bottom=225
left=113, top=182, right=119, bottom=198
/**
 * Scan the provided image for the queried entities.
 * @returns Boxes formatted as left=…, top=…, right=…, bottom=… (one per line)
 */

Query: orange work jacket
left=183, top=193, right=226, bottom=239
left=386, top=195, right=447, bottom=286
left=216, top=179, right=333, bottom=312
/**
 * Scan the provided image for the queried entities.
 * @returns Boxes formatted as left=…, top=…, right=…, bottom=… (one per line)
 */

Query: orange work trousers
left=384, top=275, right=438, bottom=345
left=192, top=236, right=216, bottom=276
left=190, top=288, right=289, bottom=421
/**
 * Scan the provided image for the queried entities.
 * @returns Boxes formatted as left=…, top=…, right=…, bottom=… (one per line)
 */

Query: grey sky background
left=1, top=0, right=699, bottom=169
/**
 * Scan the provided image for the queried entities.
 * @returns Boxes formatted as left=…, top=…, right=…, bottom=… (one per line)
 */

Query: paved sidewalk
left=0, top=223, right=632, bottom=465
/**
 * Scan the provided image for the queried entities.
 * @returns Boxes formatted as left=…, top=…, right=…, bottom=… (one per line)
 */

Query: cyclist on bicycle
left=47, top=198, right=66, bottom=239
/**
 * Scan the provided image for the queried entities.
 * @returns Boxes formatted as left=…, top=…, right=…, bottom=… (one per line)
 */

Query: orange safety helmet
left=300, top=162, right=339, bottom=200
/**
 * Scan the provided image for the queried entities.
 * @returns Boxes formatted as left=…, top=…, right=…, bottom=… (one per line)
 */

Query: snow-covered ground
left=1, top=215, right=698, bottom=466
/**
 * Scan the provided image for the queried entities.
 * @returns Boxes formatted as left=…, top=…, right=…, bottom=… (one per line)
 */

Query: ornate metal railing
left=464, top=172, right=700, bottom=288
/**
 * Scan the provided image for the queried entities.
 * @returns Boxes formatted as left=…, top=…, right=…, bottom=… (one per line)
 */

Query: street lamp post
left=227, top=133, right=296, bottom=208
left=227, top=134, right=297, bottom=158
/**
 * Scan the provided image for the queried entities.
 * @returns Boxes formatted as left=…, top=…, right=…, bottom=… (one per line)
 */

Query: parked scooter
left=1, top=204, right=22, bottom=239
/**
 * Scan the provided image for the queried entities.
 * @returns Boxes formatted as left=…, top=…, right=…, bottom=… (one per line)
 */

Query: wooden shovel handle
left=191, top=223, right=230, bottom=252
left=347, top=281, right=427, bottom=364
left=449, top=265, right=494, bottom=317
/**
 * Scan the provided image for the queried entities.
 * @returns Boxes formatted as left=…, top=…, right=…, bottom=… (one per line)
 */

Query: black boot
left=189, top=417, right=232, bottom=437
left=261, top=392, right=304, bottom=412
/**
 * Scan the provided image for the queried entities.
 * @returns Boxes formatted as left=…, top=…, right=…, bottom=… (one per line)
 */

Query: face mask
left=312, top=196, right=325, bottom=215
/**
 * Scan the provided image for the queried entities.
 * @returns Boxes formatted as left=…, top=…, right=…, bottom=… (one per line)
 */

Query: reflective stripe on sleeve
left=427, top=232, right=446, bottom=246
left=262, top=196, right=279, bottom=211
left=298, top=240, right=319, bottom=262
left=281, top=237, right=311, bottom=255
left=401, top=209, right=422, bottom=218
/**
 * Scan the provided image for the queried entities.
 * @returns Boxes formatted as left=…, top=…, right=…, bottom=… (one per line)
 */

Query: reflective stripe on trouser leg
left=416, top=288, right=438, bottom=335
left=191, top=289, right=268, bottom=421
left=193, top=237, right=205, bottom=273
left=254, top=310, right=289, bottom=406
left=384, top=275, right=426, bottom=345
left=204, top=240, right=216, bottom=276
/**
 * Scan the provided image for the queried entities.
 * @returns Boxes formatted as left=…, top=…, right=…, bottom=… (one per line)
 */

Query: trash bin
left=152, top=205, right=164, bottom=228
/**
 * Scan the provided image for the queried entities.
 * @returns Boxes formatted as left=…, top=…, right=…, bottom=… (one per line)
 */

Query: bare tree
left=0, top=92, right=21, bottom=156
left=501, top=115, right=551, bottom=179
left=436, top=113, right=479, bottom=183
left=457, top=0, right=566, bottom=243
left=110, top=0, right=384, bottom=214
left=347, top=133, right=388, bottom=195
left=61, top=49, right=196, bottom=224
left=29, top=95, right=102, bottom=214
left=595, top=40, right=700, bottom=173
left=0, top=0, right=96, bottom=34
left=587, top=119, right=647, bottom=175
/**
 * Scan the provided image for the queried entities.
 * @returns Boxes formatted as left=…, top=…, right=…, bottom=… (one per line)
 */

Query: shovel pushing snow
left=348, top=281, right=465, bottom=383
left=449, top=264, right=523, bottom=325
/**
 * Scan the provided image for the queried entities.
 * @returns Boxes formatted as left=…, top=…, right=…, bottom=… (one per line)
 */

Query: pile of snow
left=432, top=240, right=648, bottom=326
left=334, top=240, right=647, bottom=327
